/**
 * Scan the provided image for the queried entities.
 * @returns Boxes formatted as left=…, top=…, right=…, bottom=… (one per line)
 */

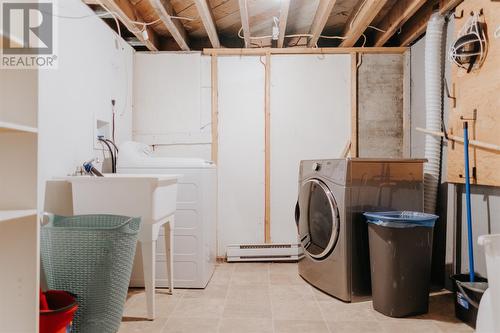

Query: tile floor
left=118, top=262, right=473, bottom=333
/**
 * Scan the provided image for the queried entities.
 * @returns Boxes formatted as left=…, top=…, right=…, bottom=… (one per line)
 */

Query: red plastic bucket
left=40, top=290, right=78, bottom=333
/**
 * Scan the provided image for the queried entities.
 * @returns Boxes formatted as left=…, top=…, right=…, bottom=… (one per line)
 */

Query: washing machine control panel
left=300, top=159, right=347, bottom=185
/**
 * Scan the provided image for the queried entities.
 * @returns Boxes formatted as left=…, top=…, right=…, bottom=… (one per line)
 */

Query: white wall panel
left=217, top=56, right=265, bottom=253
left=134, top=53, right=201, bottom=137
left=38, top=0, right=133, bottom=210
left=133, top=53, right=212, bottom=159
left=270, top=54, right=351, bottom=244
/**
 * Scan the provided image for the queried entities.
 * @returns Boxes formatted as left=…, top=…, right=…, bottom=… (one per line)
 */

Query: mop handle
left=463, top=122, right=475, bottom=282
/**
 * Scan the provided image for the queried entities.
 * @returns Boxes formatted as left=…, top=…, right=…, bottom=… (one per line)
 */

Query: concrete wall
left=38, top=0, right=134, bottom=209
left=358, top=54, right=405, bottom=157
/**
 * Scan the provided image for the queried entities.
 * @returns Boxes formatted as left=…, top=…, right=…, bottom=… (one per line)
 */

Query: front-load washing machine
left=296, top=158, right=425, bottom=302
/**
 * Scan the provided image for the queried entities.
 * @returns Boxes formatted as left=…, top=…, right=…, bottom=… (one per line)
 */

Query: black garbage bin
left=364, top=211, right=439, bottom=318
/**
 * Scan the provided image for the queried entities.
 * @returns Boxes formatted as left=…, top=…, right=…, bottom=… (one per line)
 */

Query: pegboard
left=447, top=0, right=500, bottom=186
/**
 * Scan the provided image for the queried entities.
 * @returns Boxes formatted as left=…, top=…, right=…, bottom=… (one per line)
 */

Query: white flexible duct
left=424, top=12, right=446, bottom=214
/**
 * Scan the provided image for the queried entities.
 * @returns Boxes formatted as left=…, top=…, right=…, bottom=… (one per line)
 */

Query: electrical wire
left=349, top=0, right=366, bottom=30
left=111, top=99, right=116, bottom=142
left=319, top=35, right=346, bottom=40
left=51, top=0, right=194, bottom=37
left=367, top=25, right=386, bottom=33
left=45, top=10, right=163, bottom=27
left=93, top=0, right=122, bottom=36
left=43, top=3, right=133, bottom=151
left=95, top=0, right=194, bottom=34
left=236, top=0, right=382, bottom=48
left=238, top=27, right=348, bottom=41
left=238, top=27, right=373, bottom=47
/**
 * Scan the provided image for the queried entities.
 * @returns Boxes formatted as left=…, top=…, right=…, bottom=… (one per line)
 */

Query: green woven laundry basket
left=41, top=214, right=141, bottom=333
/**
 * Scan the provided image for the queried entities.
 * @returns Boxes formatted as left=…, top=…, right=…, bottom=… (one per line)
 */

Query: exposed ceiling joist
left=97, top=0, right=159, bottom=51
left=439, top=0, right=463, bottom=15
left=193, top=0, right=220, bottom=48
left=277, top=0, right=290, bottom=48
left=149, top=0, right=190, bottom=51
left=373, top=0, right=427, bottom=47
left=307, top=0, right=337, bottom=48
left=397, top=0, right=461, bottom=47
left=398, top=0, right=438, bottom=46
left=340, top=0, right=388, bottom=47
left=238, top=0, right=251, bottom=47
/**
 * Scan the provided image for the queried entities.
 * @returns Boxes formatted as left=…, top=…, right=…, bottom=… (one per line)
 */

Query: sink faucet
left=83, top=158, right=104, bottom=177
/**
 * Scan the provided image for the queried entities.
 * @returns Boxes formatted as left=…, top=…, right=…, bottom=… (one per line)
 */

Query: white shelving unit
left=0, top=121, right=38, bottom=134
left=0, top=209, right=38, bottom=222
left=0, top=34, right=39, bottom=332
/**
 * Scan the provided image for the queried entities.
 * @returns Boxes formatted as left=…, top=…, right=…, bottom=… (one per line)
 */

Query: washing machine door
left=296, top=178, right=340, bottom=260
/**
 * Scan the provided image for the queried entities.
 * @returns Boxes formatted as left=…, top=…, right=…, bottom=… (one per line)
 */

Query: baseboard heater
left=226, top=243, right=303, bottom=262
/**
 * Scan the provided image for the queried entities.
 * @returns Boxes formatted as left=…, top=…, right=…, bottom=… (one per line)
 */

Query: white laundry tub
left=64, top=174, right=181, bottom=320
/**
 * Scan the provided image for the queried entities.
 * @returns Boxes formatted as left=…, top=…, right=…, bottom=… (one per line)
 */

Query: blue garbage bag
left=363, top=211, right=438, bottom=228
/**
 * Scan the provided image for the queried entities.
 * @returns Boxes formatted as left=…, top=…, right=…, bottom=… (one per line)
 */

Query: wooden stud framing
left=373, top=0, right=427, bottom=47
left=211, top=55, right=219, bottom=163
left=264, top=52, right=271, bottom=243
left=211, top=55, right=219, bottom=257
left=340, top=0, right=388, bottom=47
left=351, top=52, right=358, bottom=157
left=307, top=0, right=337, bottom=47
left=193, top=0, right=220, bottom=48
left=277, top=0, right=290, bottom=48
left=439, top=0, right=463, bottom=14
left=203, top=47, right=407, bottom=56
left=238, top=0, right=251, bottom=47
left=403, top=50, right=411, bottom=157
left=98, top=0, right=159, bottom=51
left=399, top=0, right=438, bottom=47
left=396, top=0, right=460, bottom=47
left=149, top=0, right=190, bottom=51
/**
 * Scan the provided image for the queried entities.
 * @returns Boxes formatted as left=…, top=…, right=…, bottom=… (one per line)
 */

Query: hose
left=424, top=12, right=446, bottom=214
left=105, top=139, right=119, bottom=171
left=98, top=138, right=115, bottom=173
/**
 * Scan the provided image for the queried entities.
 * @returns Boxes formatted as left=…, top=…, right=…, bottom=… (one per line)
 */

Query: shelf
left=0, top=209, right=37, bottom=223
left=0, top=32, right=23, bottom=49
left=0, top=122, right=38, bottom=134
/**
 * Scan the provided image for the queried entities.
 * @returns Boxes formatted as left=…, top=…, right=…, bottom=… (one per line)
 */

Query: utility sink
left=61, top=173, right=181, bottom=320
left=66, top=174, right=180, bottom=225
